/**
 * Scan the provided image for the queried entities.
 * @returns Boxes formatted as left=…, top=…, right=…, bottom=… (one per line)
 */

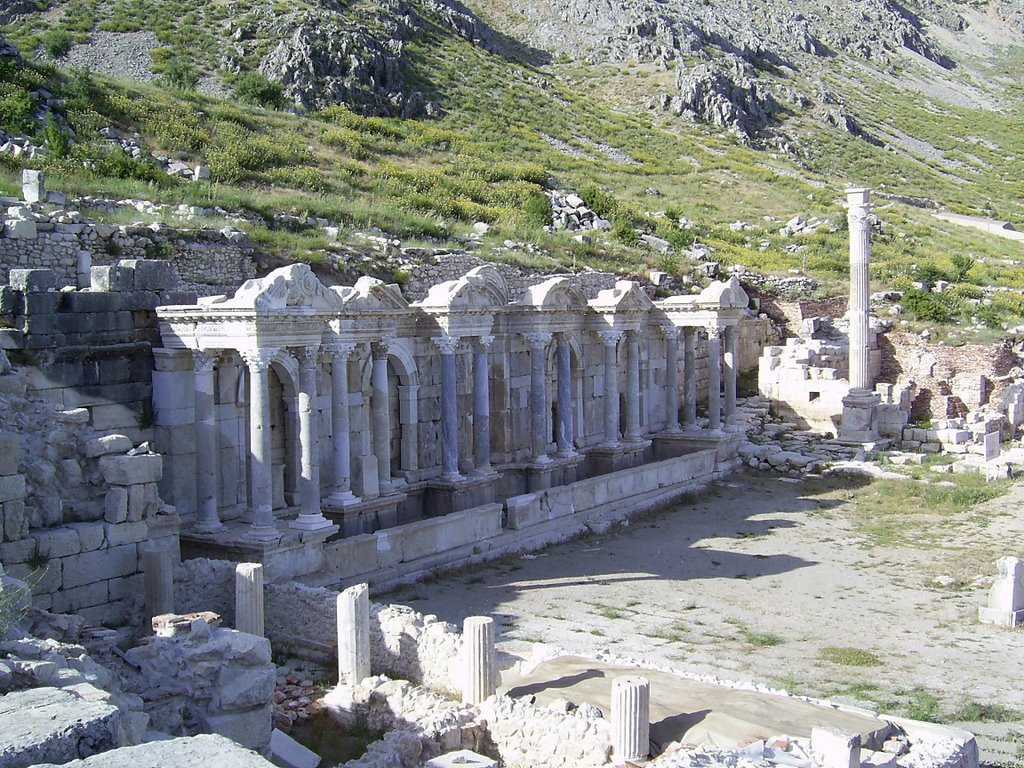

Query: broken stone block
left=99, top=454, right=162, bottom=485
left=84, top=434, right=133, bottom=459
left=8, top=268, right=55, bottom=293
left=0, top=685, right=120, bottom=767
left=426, top=750, right=498, bottom=768
left=22, top=169, right=44, bottom=204
left=812, top=727, right=861, bottom=768
left=979, top=556, right=1024, bottom=627
left=269, top=728, right=321, bottom=768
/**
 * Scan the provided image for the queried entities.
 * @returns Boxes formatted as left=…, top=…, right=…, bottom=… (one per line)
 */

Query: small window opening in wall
left=809, top=391, right=820, bottom=401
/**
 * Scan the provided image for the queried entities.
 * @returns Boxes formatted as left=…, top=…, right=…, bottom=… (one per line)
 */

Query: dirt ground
left=386, top=470, right=1024, bottom=767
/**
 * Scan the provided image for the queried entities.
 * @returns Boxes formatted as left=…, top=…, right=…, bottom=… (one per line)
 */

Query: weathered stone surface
left=98, top=455, right=162, bottom=485
left=0, top=685, right=119, bottom=768
left=31, top=734, right=275, bottom=767
left=85, top=434, right=133, bottom=458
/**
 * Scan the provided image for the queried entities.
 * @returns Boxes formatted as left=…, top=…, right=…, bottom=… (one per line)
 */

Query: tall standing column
left=337, top=583, right=370, bottom=686
left=192, top=349, right=222, bottom=533
left=847, top=188, right=872, bottom=392
left=292, top=346, right=331, bottom=531
left=524, top=332, right=552, bottom=464
left=662, top=326, right=680, bottom=433
left=555, top=333, right=574, bottom=456
left=473, top=336, right=493, bottom=474
left=242, top=349, right=279, bottom=541
left=462, top=616, right=496, bottom=705
left=723, top=325, right=738, bottom=429
left=683, top=328, right=697, bottom=429
left=611, top=676, right=651, bottom=763
left=371, top=342, right=392, bottom=490
left=142, top=545, right=174, bottom=625
left=599, top=331, right=622, bottom=446
left=624, top=331, right=641, bottom=441
left=706, top=328, right=722, bottom=432
left=434, top=334, right=463, bottom=481
left=327, top=343, right=357, bottom=504
left=235, top=562, right=264, bottom=637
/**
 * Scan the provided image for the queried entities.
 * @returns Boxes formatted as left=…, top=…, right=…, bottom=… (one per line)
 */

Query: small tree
left=40, top=29, right=75, bottom=60
left=161, top=59, right=198, bottom=91
left=232, top=72, right=285, bottom=109
left=951, top=254, right=975, bottom=283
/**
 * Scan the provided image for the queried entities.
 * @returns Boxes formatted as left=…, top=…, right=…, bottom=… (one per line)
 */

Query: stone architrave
left=291, top=346, right=331, bottom=531
left=839, top=188, right=881, bottom=443
left=235, top=562, right=265, bottom=637
left=192, top=350, right=222, bottom=533
left=338, top=583, right=371, bottom=685
left=978, top=556, right=1024, bottom=627
left=240, top=348, right=280, bottom=542
left=462, top=616, right=496, bottom=705
left=433, top=334, right=464, bottom=481
left=523, top=332, right=552, bottom=464
left=611, top=676, right=650, bottom=763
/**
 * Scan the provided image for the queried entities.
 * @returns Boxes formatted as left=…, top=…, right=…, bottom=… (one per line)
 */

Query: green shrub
left=577, top=184, right=618, bottom=219
left=94, top=146, right=169, bottom=184
left=976, top=305, right=1003, bottom=329
left=914, top=264, right=950, bottom=288
left=40, top=30, right=75, bottom=60
left=40, top=117, right=71, bottom=158
left=991, top=290, right=1024, bottom=317
left=0, top=86, right=36, bottom=135
left=950, top=283, right=982, bottom=300
left=232, top=73, right=286, bottom=109
left=612, top=219, right=641, bottom=246
left=161, top=59, right=198, bottom=91
left=523, top=192, right=551, bottom=228
left=902, top=289, right=956, bottom=323
left=950, top=254, right=975, bottom=282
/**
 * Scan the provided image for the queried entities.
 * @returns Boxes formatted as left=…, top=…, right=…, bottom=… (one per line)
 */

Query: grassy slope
left=1, top=0, right=1024, bottom=333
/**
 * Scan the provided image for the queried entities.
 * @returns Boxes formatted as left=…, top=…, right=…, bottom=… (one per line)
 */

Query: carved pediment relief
left=588, top=280, right=653, bottom=313
left=336, top=276, right=409, bottom=311
left=697, top=276, right=749, bottom=310
left=415, top=265, right=508, bottom=312
left=516, top=276, right=587, bottom=311
left=223, top=264, right=342, bottom=312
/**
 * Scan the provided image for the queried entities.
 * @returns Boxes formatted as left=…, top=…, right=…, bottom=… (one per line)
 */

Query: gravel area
left=390, top=470, right=1024, bottom=767
left=63, top=31, right=160, bottom=82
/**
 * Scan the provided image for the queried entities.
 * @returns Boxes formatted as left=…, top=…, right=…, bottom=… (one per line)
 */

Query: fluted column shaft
left=600, top=331, right=622, bottom=445
left=723, top=325, right=738, bottom=428
left=473, top=336, right=492, bottom=473
left=434, top=335, right=462, bottom=480
left=683, top=328, right=697, bottom=428
left=625, top=331, right=641, bottom=441
left=328, top=344, right=357, bottom=501
left=663, top=327, right=680, bottom=432
left=848, top=188, right=872, bottom=392
left=243, top=349, right=278, bottom=540
left=462, top=616, right=496, bottom=705
left=337, top=583, right=370, bottom=686
left=193, top=350, right=222, bottom=533
left=556, top=334, right=574, bottom=456
left=371, top=343, right=392, bottom=488
left=707, top=328, right=722, bottom=432
left=524, top=333, right=552, bottom=463
left=293, top=346, right=330, bottom=530
left=235, top=562, right=264, bottom=637
left=612, top=676, right=651, bottom=762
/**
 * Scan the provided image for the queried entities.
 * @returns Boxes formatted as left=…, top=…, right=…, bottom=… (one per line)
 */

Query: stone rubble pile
left=271, top=671, right=323, bottom=730
left=548, top=190, right=612, bottom=232
left=98, top=127, right=210, bottom=182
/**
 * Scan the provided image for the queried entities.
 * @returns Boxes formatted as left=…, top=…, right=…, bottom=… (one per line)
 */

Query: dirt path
left=386, top=470, right=1024, bottom=767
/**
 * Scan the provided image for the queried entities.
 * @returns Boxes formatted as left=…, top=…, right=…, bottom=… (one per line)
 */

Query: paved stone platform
left=503, top=656, right=894, bottom=752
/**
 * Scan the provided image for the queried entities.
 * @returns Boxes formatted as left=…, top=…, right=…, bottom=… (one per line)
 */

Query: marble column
left=434, top=334, right=463, bottom=481
left=683, top=328, right=697, bottom=429
left=292, top=346, right=331, bottom=531
left=142, top=545, right=174, bottom=624
left=599, top=330, right=622, bottom=446
left=462, top=616, right=496, bottom=705
left=235, top=562, right=264, bottom=637
left=326, top=344, right=358, bottom=504
left=242, top=349, right=279, bottom=541
left=723, top=325, right=738, bottom=429
left=706, top=328, right=722, bottom=432
left=473, top=336, right=493, bottom=474
left=524, top=332, right=552, bottom=464
left=192, top=349, right=222, bottom=533
left=662, top=326, right=680, bottom=433
left=370, top=342, right=392, bottom=489
left=555, top=333, right=574, bottom=457
left=624, top=331, right=641, bottom=441
left=338, top=583, right=371, bottom=686
left=611, top=676, right=651, bottom=763
left=848, top=188, right=872, bottom=392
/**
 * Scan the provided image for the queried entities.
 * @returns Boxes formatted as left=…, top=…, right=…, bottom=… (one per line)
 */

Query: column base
left=289, top=514, right=336, bottom=532
left=530, top=454, right=552, bottom=466
left=193, top=519, right=224, bottom=535
left=241, top=525, right=281, bottom=544
left=978, top=606, right=1024, bottom=627
left=838, top=388, right=881, bottom=444
left=325, top=489, right=361, bottom=508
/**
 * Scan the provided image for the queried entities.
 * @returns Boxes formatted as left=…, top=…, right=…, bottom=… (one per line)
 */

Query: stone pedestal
left=235, top=562, right=264, bottom=637
left=142, top=545, right=174, bottom=625
left=462, top=616, right=496, bottom=705
left=424, top=474, right=496, bottom=517
left=838, top=389, right=881, bottom=443
left=978, top=556, right=1024, bottom=627
left=324, top=491, right=406, bottom=537
left=338, top=583, right=371, bottom=686
left=611, top=676, right=650, bottom=763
